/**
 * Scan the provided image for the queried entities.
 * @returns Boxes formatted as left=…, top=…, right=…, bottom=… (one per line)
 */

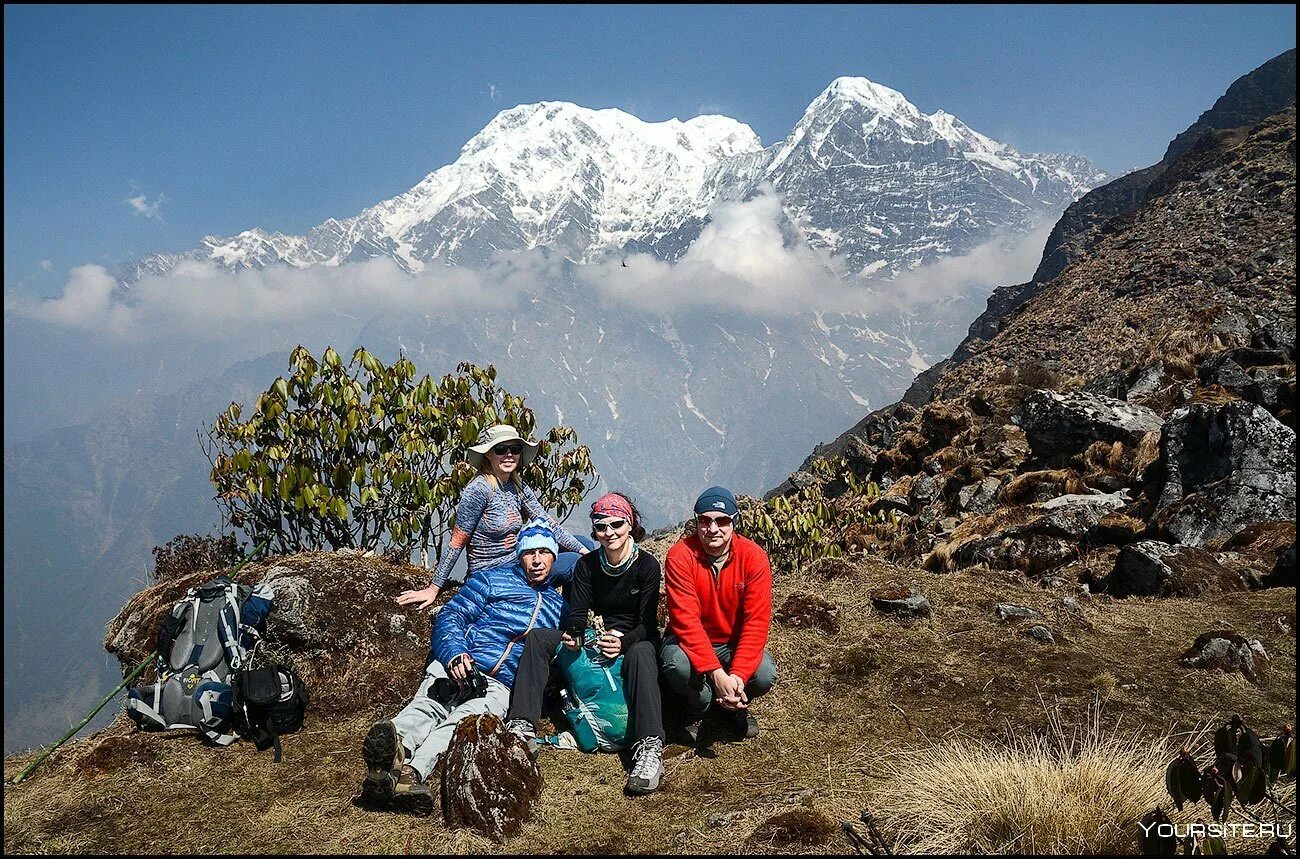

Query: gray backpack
left=126, top=576, right=274, bottom=745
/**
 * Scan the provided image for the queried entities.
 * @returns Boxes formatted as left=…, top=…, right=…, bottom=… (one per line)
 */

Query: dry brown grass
left=1000, top=469, right=1087, bottom=506
left=868, top=702, right=1172, bottom=854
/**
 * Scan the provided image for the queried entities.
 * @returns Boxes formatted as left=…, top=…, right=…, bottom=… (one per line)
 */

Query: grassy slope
left=4, top=551, right=1295, bottom=855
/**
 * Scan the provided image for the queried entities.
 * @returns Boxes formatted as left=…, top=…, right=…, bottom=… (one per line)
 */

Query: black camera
left=429, top=662, right=489, bottom=709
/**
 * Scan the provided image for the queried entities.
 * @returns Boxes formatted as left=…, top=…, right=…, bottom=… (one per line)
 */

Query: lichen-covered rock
left=1013, top=390, right=1164, bottom=463
left=958, top=477, right=1003, bottom=514
left=775, top=592, right=841, bottom=634
left=1151, top=401, right=1296, bottom=547
left=1178, top=631, right=1270, bottom=682
left=440, top=713, right=542, bottom=843
left=1107, top=540, right=1247, bottom=598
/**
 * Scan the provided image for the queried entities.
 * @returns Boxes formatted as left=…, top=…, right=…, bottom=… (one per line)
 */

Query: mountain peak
left=818, top=76, right=918, bottom=115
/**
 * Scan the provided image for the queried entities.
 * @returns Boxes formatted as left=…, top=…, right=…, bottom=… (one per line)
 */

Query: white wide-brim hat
left=465, top=424, right=540, bottom=470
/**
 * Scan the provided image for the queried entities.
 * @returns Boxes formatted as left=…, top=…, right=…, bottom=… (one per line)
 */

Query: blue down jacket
left=429, top=560, right=571, bottom=688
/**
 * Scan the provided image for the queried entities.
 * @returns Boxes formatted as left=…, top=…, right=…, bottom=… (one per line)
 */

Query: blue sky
left=4, top=4, right=1295, bottom=292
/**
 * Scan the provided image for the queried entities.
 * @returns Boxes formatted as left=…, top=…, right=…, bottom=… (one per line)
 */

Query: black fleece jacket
left=563, top=549, right=661, bottom=648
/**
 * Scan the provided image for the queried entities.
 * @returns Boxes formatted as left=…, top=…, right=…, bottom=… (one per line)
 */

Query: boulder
left=440, top=713, right=542, bottom=843
left=105, top=551, right=434, bottom=714
left=947, top=497, right=1115, bottom=575
left=870, top=585, right=931, bottom=619
left=1178, top=631, right=1269, bottom=683
left=1270, top=543, right=1296, bottom=589
left=1012, top=390, right=1164, bottom=463
left=1151, top=401, right=1296, bottom=547
left=958, top=477, right=1003, bottom=515
left=1198, top=350, right=1296, bottom=413
left=1107, top=541, right=1247, bottom=598
left=1126, top=361, right=1173, bottom=401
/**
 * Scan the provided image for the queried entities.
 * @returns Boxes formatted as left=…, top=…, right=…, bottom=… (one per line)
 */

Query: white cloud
left=7, top=264, right=132, bottom=334
left=486, top=83, right=499, bottom=103
left=123, top=182, right=165, bottom=220
left=11, top=187, right=1052, bottom=340
left=39, top=260, right=54, bottom=271
left=6, top=254, right=557, bottom=341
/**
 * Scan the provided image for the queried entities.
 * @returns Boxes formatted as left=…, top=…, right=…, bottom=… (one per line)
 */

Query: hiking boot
left=504, top=718, right=538, bottom=752
left=666, top=718, right=700, bottom=747
left=362, top=719, right=403, bottom=778
left=728, top=708, right=759, bottom=739
left=359, top=767, right=434, bottom=815
left=625, top=736, right=664, bottom=795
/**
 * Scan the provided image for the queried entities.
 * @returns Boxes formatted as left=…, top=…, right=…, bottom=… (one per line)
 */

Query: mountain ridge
left=119, top=76, right=1102, bottom=280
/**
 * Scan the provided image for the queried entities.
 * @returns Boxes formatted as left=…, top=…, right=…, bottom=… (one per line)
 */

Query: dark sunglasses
left=593, top=519, right=628, bottom=533
left=490, top=443, right=524, bottom=456
left=698, top=514, right=733, bottom=529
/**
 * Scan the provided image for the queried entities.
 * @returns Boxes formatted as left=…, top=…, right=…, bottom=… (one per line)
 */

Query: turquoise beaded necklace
left=598, top=541, right=639, bottom=577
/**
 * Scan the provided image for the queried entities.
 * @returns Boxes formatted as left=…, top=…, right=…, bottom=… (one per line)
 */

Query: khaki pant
left=390, top=660, right=511, bottom=780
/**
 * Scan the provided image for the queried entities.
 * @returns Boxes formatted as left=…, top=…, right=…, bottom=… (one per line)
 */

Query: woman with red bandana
left=504, top=491, right=666, bottom=794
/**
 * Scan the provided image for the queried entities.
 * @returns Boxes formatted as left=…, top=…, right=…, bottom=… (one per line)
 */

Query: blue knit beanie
left=517, top=518, right=559, bottom=558
left=693, top=486, right=738, bottom=517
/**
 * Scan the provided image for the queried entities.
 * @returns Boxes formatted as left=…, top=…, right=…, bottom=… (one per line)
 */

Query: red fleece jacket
left=664, top=532, right=773, bottom=682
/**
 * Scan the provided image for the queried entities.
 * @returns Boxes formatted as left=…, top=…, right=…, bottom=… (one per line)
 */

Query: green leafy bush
left=742, top=457, right=896, bottom=572
left=203, top=346, right=597, bottom=557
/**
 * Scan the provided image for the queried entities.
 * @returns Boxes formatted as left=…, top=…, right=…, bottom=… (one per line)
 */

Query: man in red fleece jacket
left=661, top=485, right=777, bottom=740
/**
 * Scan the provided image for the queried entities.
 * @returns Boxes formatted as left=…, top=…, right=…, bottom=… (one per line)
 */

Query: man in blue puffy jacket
left=359, top=518, right=584, bottom=811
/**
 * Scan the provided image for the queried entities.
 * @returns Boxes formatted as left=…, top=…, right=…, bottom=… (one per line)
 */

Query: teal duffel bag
left=553, top=629, right=632, bottom=752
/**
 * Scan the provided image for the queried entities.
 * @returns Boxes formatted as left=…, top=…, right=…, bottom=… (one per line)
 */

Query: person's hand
left=561, top=632, right=582, bottom=651
left=710, top=669, right=747, bottom=710
left=596, top=631, right=623, bottom=659
left=448, top=653, right=472, bottom=681
left=396, top=584, right=441, bottom=610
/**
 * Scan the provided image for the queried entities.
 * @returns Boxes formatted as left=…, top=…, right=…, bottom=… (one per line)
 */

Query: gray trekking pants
left=390, top=660, right=511, bottom=780
left=660, top=633, right=777, bottom=719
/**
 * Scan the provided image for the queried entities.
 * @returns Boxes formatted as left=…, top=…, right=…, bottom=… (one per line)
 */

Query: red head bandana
left=591, top=493, right=635, bottom=525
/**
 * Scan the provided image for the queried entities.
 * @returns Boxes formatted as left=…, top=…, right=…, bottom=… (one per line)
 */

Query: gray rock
left=1127, top=361, right=1170, bottom=401
left=1041, top=492, right=1128, bottom=513
left=1013, top=390, right=1164, bottom=462
left=1267, top=543, right=1296, bottom=588
left=1151, top=401, right=1296, bottom=547
left=1178, top=631, right=1269, bottom=682
left=870, top=586, right=932, bottom=619
left=1023, top=625, right=1056, bottom=644
left=1107, top=540, right=1246, bottom=598
left=995, top=603, right=1044, bottom=623
left=958, top=477, right=1003, bottom=514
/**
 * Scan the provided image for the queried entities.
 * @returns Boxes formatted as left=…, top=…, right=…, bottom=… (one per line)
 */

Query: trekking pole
left=10, top=538, right=270, bottom=785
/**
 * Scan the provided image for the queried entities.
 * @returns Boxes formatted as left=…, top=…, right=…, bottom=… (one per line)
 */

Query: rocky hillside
left=768, top=54, right=1295, bottom=615
left=4, top=548, right=1294, bottom=853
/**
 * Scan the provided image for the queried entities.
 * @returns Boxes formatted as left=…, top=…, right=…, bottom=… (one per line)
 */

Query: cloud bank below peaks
left=7, top=189, right=1053, bottom=339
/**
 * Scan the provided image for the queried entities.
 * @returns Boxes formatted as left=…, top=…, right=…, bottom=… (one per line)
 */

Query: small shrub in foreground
left=869, top=704, right=1170, bottom=854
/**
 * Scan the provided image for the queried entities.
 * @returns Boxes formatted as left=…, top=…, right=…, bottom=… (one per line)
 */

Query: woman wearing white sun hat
left=396, top=424, right=592, bottom=610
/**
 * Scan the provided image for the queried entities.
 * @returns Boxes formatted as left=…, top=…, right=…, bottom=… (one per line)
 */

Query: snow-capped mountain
left=112, top=76, right=1104, bottom=524
left=121, top=77, right=1102, bottom=281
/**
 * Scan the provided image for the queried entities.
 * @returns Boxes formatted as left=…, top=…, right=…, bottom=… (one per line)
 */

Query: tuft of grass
left=869, top=702, right=1171, bottom=855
